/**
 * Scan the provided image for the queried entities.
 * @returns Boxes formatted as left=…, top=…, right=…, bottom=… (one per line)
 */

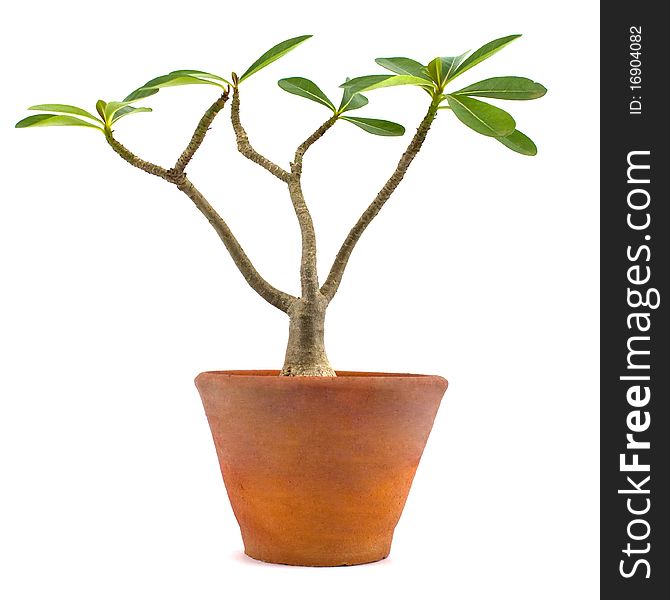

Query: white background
left=0, top=1, right=599, bottom=598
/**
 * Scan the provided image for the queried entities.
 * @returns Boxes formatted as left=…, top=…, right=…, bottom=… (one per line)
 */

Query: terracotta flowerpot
left=195, top=370, right=447, bottom=566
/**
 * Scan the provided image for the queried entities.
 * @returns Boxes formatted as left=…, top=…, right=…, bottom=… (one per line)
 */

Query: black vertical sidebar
left=601, top=5, right=668, bottom=598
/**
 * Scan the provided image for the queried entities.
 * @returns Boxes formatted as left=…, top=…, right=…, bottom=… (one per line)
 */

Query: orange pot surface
left=195, top=370, right=447, bottom=566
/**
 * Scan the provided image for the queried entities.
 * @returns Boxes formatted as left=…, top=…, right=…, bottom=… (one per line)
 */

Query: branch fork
left=105, top=85, right=438, bottom=374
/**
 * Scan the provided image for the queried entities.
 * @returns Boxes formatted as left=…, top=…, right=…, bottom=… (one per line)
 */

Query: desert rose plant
left=16, top=34, right=546, bottom=376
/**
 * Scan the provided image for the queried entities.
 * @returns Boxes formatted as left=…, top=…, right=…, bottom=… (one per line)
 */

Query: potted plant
left=16, top=34, right=546, bottom=566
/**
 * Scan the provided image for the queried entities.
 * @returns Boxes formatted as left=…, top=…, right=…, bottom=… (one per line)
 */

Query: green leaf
left=123, top=72, right=223, bottom=103
left=341, top=92, right=368, bottom=112
left=143, top=74, right=222, bottom=89
left=426, top=58, right=442, bottom=86
left=440, top=53, right=469, bottom=83
left=15, top=114, right=103, bottom=130
left=102, top=100, right=155, bottom=125
left=452, top=34, right=521, bottom=79
left=375, top=57, right=430, bottom=80
left=341, top=116, right=405, bottom=136
left=111, top=106, right=152, bottom=123
left=340, top=74, right=429, bottom=94
left=96, top=99, right=107, bottom=120
left=338, top=78, right=368, bottom=113
left=453, top=76, right=547, bottom=100
left=165, top=70, right=231, bottom=85
left=338, top=82, right=368, bottom=113
left=28, top=104, right=102, bottom=124
left=277, top=77, right=336, bottom=111
left=446, top=95, right=515, bottom=137
left=239, top=34, right=312, bottom=82
left=103, top=100, right=137, bottom=122
left=123, top=87, right=159, bottom=102
left=496, top=129, right=537, bottom=155
left=427, top=53, right=469, bottom=86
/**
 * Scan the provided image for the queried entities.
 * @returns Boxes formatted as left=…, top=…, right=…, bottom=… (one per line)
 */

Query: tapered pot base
left=195, top=370, right=447, bottom=567
left=243, top=539, right=390, bottom=567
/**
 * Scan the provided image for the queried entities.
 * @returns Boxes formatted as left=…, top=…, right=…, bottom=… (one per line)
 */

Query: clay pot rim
left=196, top=369, right=447, bottom=383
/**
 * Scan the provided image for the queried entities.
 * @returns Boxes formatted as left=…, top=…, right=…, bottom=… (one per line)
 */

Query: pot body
left=195, top=370, right=447, bottom=566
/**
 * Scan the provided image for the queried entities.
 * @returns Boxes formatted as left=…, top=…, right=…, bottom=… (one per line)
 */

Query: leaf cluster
left=16, top=34, right=546, bottom=153
left=337, top=35, right=547, bottom=154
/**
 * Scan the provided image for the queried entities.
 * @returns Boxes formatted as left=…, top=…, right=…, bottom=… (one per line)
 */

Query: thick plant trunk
left=281, top=296, right=335, bottom=376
